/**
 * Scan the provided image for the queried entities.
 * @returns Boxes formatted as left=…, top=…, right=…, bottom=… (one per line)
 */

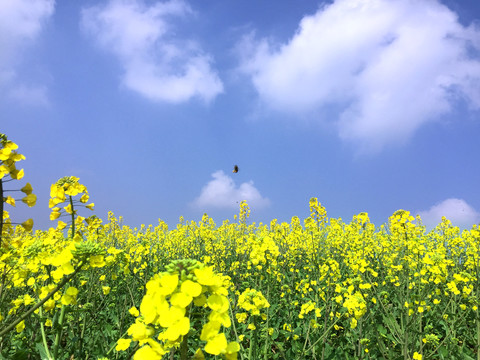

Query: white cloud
left=0, top=0, right=54, bottom=105
left=240, top=0, right=480, bottom=153
left=191, top=170, right=270, bottom=210
left=81, top=0, right=223, bottom=103
left=417, top=198, right=480, bottom=230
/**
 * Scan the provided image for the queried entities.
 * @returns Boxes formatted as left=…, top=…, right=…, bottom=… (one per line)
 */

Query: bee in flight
left=232, top=165, right=239, bottom=173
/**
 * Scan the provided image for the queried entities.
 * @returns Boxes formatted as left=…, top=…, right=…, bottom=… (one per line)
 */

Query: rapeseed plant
left=119, top=259, right=239, bottom=359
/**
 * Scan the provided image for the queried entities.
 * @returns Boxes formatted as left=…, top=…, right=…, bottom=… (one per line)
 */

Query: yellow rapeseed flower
left=204, top=333, right=228, bottom=356
left=236, top=312, right=248, bottom=323
left=128, top=322, right=155, bottom=341
left=192, top=349, right=205, bottom=359
left=413, top=352, right=423, bottom=360
left=16, top=320, right=25, bottom=333
left=61, top=287, right=79, bottom=305
left=200, top=321, right=221, bottom=342
left=5, top=196, right=15, bottom=206
left=90, top=255, right=106, bottom=268
left=133, top=345, right=162, bottom=360
left=21, top=182, right=33, bottom=195
left=195, top=266, right=218, bottom=286
left=21, top=218, right=34, bottom=231
left=207, top=294, right=229, bottom=313
left=159, top=274, right=179, bottom=295
left=158, top=306, right=185, bottom=328
left=163, top=316, right=189, bottom=341
left=181, top=280, right=202, bottom=297
left=171, top=292, right=192, bottom=308
left=129, top=307, right=139, bottom=317
left=22, top=193, right=36, bottom=207
left=116, top=338, right=131, bottom=351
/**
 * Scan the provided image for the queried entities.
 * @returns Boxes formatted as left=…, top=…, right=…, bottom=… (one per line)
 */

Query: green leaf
left=377, top=324, right=387, bottom=336
left=35, top=342, right=51, bottom=360
left=460, top=353, right=475, bottom=360
left=12, top=349, right=29, bottom=360
left=438, top=346, right=448, bottom=358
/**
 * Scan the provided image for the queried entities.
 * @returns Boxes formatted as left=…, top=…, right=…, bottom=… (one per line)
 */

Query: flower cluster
left=298, top=300, right=321, bottom=320
left=1, top=134, right=36, bottom=239
left=118, top=259, right=239, bottom=359
left=343, top=291, right=367, bottom=329
left=0, top=134, right=26, bottom=181
left=49, top=176, right=94, bottom=230
left=249, top=235, right=280, bottom=267
left=389, top=209, right=418, bottom=237
left=236, top=288, right=270, bottom=329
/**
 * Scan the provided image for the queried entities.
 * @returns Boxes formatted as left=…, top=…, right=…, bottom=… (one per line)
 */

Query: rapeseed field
left=1, top=134, right=479, bottom=360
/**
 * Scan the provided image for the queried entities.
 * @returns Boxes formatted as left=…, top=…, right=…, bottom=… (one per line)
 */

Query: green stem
left=248, top=316, right=259, bottom=360
left=179, top=305, right=191, bottom=360
left=302, top=321, right=312, bottom=355
left=69, top=195, right=75, bottom=238
left=105, top=329, right=129, bottom=356
left=0, top=260, right=84, bottom=338
left=306, top=313, right=344, bottom=354
left=228, top=298, right=244, bottom=360
left=39, top=306, right=54, bottom=360
left=264, top=284, right=270, bottom=360
left=180, top=331, right=189, bottom=360
left=53, top=305, right=67, bottom=359
left=419, top=313, right=423, bottom=357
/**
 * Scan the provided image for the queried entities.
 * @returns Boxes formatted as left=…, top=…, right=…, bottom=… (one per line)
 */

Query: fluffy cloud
left=417, top=198, right=480, bottom=230
left=191, top=170, right=270, bottom=210
left=240, top=0, right=480, bottom=153
left=81, top=0, right=223, bottom=103
left=0, top=0, right=54, bottom=105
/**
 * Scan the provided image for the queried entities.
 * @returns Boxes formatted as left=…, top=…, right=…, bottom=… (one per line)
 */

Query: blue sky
left=2, top=0, right=480, bottom=231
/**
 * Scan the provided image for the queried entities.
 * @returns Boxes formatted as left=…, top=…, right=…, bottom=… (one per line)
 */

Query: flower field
left=1, top=134, right=480, bottom=360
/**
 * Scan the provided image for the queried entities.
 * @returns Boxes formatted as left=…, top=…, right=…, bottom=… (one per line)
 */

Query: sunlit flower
left=16, top=320, right=25, bottom=333
left=116, top=338, right=131, bottom=351
left=21, top=193, right=36, bottom=207
left=21, top=182, right=33, bottom=195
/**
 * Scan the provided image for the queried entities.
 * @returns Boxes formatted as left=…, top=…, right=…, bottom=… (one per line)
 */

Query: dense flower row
left=1, top=200, right=479, bottom=359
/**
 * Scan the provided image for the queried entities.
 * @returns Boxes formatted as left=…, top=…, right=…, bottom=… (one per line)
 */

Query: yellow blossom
left=90, top=255, right=106, bottom=268
left=413, top=352, right=423, bottom=360
left=21, top=218, right=34, bottom=231
left=21, top=182, right=33, bottom=195
left=204, top=333, right=228, bottom=355
left=22, top=193, right=36, bottom=207
left=116, top=338, right=131, bottom=351
left=16, top=320, right=25, bottom=333
left=129, top=307, right=139, bottom=317
left=61, top=287, right=79, bottom=305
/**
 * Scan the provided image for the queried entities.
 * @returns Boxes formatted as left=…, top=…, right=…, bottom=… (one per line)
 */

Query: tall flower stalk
left=49, top=176, right=94, bottom=238
left=0, top=133, right=36, bottom=246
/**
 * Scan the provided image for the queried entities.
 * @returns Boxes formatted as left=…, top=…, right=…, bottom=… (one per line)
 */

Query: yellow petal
left=21, top=183, right=33, bottom=195
left=21, top=219, right=34, bottom=231
left=22, top=193, right=36, bottom=207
